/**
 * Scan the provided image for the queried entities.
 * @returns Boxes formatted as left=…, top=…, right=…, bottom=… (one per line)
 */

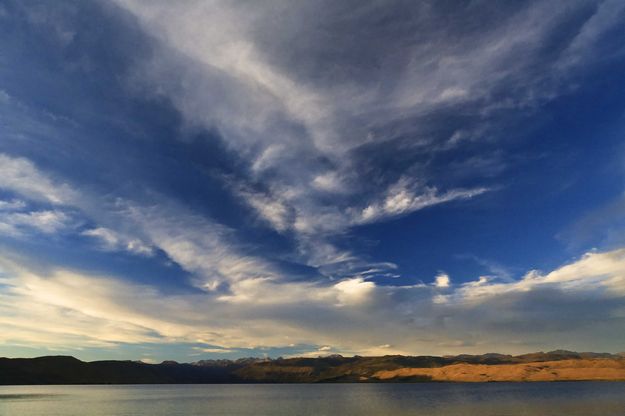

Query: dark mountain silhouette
left=0, top=356, right=239, bottom=385
left=1, top=350, right=624, bottom=385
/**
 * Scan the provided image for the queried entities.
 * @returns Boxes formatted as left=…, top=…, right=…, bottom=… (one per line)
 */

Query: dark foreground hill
left=1, top=350, right=624, bottom=385
left=0, top=356, right=238, bottom=384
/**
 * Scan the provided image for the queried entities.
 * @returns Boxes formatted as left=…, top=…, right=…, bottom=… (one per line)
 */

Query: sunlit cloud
left=434, top=273, right=451, bottom=288
left=1, top=247, right=625, bottom=356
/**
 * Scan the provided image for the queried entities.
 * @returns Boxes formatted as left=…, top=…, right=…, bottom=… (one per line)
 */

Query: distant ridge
left=1, top=351, right=625, bottom=385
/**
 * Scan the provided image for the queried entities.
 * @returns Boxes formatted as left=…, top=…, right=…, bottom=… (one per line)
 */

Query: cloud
left=0, top=154, right=287, bottom=291
left=434, top=273, right=450, bottom=288
left=0, top=250, right=625, bottom=354
left=311, top=172, right=345, bottom=193
left=556, top=0, right=625, bottom=69
left=82, top=227, right=154, bottom=256
left=334, top=277, right=375, bottom=306
left=118, top=198, right=287, bottom=291
left=0, top=153, right=76, bottom=204
left=231, top=185, right=292, bottom=232
left=102, top=0, right=622, bottom=287
left=0, top=152, right=301, bottom=296
left=450, top=249, right=625, bottom=302
left=0, top=199, right=27, bottom=211
left=0, top=210, right=71, bottom=236
left=111, top=1, right=511, bottom=227
left=194, top=347, right=235, bottom=354
left=1, top=247, right=625, bottom=355
left=359, top=179, right=489, bottom=223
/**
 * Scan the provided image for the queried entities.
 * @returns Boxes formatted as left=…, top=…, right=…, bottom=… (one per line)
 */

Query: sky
left=0, top=0, right=625, bottom=363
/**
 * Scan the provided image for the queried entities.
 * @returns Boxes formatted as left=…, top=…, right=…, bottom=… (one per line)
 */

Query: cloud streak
left=82, top=227, right=154, bottom=256
left=0, top=153, right=76, bottom=205
left=0, top=210, right=71, bottom=236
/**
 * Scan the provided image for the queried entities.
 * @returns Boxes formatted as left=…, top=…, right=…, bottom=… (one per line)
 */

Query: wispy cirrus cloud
left=0, top=210, right=71, bottom=236
left=358, top=180, right=490, bottom=224
left=82, top=227, right=154, bottom=256
left=0, top=153, right=76, bottom=205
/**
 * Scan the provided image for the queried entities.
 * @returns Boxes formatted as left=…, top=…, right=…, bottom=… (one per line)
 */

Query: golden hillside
left=372, top=358, right=625, bottom=382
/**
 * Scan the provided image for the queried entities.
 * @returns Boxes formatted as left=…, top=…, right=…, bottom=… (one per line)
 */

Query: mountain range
left=2, top=350, right=625, bottom=384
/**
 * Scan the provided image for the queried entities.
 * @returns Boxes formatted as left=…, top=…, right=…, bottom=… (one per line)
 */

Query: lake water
left=1, top=382, right=625, bottom=415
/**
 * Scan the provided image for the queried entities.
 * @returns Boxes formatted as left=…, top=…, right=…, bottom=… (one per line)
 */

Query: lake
left=1, top=382, right=625, bottom=415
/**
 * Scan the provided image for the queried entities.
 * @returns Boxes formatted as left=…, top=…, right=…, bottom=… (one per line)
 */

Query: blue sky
left=1, top=0, right=625, bottom=362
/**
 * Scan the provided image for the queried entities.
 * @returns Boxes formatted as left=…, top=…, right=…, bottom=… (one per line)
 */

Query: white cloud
left=1, top=247, right=625, bottom=355
left=438, top=87, right=468, bottom=101
left=233, top=186, right=292, bottom=232
left=119, top=199, right=284, bottom=290
left=0, top=210, right=70, bottom=236
left=118, top=0, right=334, bottom=153
left=82, top=227, right=154, bottom=256
left=334, top=277, right=375, bottom=306
left=195, top=347, right=235, bottom=354
left=360, top=179, right=489, bottom=223
left=251, top=144, right=285, bottom=174
left=449, top=249, right=625, bottom=303
left=0, top=153, right=75, bottom=204
left=0, top=199, right=26, bottom=211
left=311, top=172, right=345, bottom=193
left=434, top=273, right=450, bottom=288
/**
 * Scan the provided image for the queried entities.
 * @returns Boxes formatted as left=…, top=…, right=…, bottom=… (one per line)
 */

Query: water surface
left=1, top=382, right=625, bottom=416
